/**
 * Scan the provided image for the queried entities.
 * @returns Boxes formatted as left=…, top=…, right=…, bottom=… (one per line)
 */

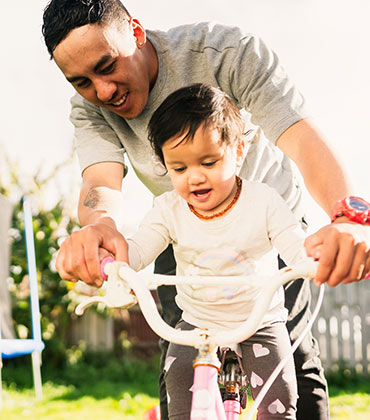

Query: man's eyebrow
left=65, top=55, right=112, bottom=83
left=66, top=75, right=85, bottom=84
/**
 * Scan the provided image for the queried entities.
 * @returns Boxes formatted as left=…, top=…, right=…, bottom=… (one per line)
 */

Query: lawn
left=1, top=352, right=160, bottom=420
left=1, top=357, right=369, bottom=419
left=1, top=383, right=157, bottom=419
left=2, top=383, right=369, bottom=420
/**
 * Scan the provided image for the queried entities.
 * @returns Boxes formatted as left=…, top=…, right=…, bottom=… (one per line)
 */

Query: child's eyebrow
left=165, top=159, right=184, bottom=165
left=166, top=153, right=221, bottom=165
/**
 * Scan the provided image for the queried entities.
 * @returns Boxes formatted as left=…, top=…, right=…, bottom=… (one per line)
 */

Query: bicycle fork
left=190, top=347, right=245, bottom=420
left=219, top=349, right=247, bottom=419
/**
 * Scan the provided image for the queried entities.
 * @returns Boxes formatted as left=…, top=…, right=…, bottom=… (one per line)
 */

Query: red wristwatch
left=330, top=196, right=370, bottom=224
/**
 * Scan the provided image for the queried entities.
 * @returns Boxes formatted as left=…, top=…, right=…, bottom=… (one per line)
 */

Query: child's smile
left=191, top=188, right=212, bottom=201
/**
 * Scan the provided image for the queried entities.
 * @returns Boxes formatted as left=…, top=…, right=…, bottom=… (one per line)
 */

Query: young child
left=126, top=83, right=307, bottom=419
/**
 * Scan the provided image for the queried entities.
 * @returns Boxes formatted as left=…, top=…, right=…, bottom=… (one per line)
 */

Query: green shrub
left=1, top=154, right=82, bottom=368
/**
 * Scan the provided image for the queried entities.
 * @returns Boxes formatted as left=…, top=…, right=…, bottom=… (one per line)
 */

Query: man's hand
left=56, top=222, right=129, bottom=287
left=305, top=220, right=370, bottom=286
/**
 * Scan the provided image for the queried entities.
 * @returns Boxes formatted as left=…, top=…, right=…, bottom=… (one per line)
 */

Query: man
left=42, top=1, right=370, bottom=419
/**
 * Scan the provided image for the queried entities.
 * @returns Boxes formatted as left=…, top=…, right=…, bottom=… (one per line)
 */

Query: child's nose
left=188, top=169, right=206, bottom=185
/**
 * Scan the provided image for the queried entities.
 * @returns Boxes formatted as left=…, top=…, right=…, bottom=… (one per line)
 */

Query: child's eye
left=173, top=167, right=186, bottom=173
left=202, top=161, right=216, bottom=167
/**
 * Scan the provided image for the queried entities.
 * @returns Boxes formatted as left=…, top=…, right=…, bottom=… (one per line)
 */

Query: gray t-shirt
left=71, top=22, right=309, bottom=216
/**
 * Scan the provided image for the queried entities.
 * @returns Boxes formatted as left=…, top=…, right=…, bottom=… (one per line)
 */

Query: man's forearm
left=276, top=118, right=352, bottom=215
left=297, top=138, right=351, bottom=215
left=78, top=185, right=125, bottom=230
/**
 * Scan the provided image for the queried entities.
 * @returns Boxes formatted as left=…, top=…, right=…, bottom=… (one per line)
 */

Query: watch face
left=347, top=197, right=370, bottom=211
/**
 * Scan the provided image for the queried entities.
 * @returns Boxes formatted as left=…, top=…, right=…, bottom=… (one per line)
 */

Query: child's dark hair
left=148, top=83, right=246, bottom=167
left=42, top=0, right=131, bottom=59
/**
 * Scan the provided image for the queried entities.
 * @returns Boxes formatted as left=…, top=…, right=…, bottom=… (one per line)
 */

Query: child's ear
left=235, top=138, right=247, bottom=167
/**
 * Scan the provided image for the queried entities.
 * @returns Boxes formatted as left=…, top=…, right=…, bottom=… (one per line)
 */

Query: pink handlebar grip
left=100, top=256, right=115, bottom=280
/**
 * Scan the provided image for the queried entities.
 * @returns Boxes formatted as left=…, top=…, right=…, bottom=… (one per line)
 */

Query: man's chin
left=110, top=104, right=145, bottom=119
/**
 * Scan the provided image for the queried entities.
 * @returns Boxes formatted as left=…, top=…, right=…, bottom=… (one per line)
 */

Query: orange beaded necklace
left=188, top=176, right=242, bottom=221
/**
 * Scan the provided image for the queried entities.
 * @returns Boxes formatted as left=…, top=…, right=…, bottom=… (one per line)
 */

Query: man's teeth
left=113, top=93, right=127, bottom=106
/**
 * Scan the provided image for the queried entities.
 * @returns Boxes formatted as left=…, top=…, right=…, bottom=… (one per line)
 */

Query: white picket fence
left=310, top=281, right=370, bottom=375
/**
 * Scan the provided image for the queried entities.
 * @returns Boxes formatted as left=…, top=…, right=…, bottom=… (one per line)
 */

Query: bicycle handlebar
left=75, top=259, right=318, bottom=350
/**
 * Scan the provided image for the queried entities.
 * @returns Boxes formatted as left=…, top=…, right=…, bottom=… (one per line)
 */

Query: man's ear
left=236, top=137, right=247, bottom=167
left=129, top=17, right=146, bottom=48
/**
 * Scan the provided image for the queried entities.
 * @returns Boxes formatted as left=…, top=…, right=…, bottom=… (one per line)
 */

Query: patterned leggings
left=164, top=320, right=298, bottom=420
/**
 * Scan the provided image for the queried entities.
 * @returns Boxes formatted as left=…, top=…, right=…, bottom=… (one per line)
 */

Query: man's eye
left=76, top=79, right=90, bottom=88
left=173, top=167, right=186, bottom=173
left=101, top=63, right=115, bottom=74
left=202, top=161, right=216, bottom=167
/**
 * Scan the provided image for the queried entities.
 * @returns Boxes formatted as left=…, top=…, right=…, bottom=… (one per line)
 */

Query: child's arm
left=126, top=198, right=172, bottom=272
left=266, top=187, right=308, bottom=266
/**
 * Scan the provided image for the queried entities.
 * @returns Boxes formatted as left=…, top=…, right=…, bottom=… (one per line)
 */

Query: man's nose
left=95, top=79, right=117, bottom=103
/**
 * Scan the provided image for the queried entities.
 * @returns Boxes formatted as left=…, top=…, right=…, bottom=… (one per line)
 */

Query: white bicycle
left=76, top=258, right=323, bottom=420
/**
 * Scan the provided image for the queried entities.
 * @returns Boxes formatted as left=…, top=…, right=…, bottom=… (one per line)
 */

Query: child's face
left=162, top=124, right=244, bottom=217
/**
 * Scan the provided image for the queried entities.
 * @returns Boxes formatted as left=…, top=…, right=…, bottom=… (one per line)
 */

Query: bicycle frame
left=76, top=258, right=321, bottom=419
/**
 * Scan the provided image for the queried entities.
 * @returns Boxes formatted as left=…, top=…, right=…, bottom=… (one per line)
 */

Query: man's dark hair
left=42, top=0, right=131, bottom=58
left=148, top=83, right=246, bottom=167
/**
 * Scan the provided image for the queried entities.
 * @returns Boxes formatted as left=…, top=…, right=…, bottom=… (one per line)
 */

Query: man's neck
left=145, top=39, right=159, bottom=91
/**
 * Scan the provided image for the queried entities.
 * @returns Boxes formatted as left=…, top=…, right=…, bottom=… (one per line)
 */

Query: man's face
left=53, top=20, right=157, bottom=119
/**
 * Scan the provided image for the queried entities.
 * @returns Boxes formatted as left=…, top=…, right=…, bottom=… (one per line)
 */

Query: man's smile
left=110, top=92, right=128, bottom=107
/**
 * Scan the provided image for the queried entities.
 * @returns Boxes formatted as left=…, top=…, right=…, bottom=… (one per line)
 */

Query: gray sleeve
left=226, top=34, right=310, bottom=143
left=70, top=93, right=126, bottom=173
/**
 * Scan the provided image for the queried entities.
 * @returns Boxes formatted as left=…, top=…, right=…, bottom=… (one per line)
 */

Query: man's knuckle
left=357, top=241, right=367, bottom=253
left=85, top=253, right=96, bottom=263
left=318, top=255, right=332, bottom=267
left=340, top=232, right=355, bottom=245
left=327, top=227, right=339, bottom=238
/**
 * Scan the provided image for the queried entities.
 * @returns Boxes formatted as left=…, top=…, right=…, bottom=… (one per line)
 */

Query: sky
left=1, top=0, right=370, bottom=232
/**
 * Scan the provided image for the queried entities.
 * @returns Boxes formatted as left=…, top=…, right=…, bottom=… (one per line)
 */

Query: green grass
left=1, top=351, right=160, bottom=420
left=326, top=372, right=370, bottom=420
left=1, top=383, right=157, bottom=419
left=1, top=356, right=369, bottom=420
